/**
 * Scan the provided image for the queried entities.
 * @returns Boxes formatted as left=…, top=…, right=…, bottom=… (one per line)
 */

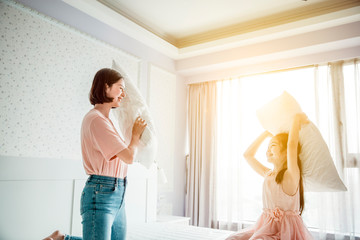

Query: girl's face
left=266, top=138, right=286, bottom=165
left=105, top=78, right=126, bottom=108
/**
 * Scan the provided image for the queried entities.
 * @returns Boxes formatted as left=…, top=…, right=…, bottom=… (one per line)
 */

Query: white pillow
left=256, top=91, right=347, bottom=192
left=256, top=91, right=302, bottom=135
left=111, top=60, right=158, bottom=169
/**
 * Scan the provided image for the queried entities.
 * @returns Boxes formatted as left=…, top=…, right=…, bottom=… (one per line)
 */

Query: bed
left=127, top=222, right=234, bottom=240
left=124, top=164, right=234, bottom=239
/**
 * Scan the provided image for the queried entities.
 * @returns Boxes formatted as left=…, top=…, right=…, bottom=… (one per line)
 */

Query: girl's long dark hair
left=273, top=133, right=304, bottom=215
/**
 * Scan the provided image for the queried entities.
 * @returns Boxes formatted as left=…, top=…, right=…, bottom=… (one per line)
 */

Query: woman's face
left=105, top=78, right=126, bottom=108
left=266, top=137, right=286, bottom=165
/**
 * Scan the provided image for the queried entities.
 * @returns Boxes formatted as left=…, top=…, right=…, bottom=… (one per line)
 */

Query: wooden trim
left=97, top=0, right=178, bottom=46
left=177, top=0, right=360, bottom=48
left=97, top=0, right=360, bottom=48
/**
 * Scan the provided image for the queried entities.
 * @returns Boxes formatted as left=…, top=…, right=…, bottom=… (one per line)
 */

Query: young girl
left=226, top=113, right=313, bottom=240
left=43, top=68, right=147, bottom=240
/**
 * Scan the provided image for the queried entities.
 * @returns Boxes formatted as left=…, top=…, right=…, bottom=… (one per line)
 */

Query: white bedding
left=127, top=222, right=234, bottom=240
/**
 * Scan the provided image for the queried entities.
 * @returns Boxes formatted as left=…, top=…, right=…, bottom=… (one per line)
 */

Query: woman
left=44, top=68, right=147, bottom=240
left=226, top=113, right=313, bottom=239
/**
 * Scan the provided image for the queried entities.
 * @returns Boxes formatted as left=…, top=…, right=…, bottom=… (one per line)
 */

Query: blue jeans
left=65, top=175, right=127, bottom=240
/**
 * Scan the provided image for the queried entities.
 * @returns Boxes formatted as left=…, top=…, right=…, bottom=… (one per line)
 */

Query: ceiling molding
left=177, top=7, right=360, bottom=59
left=177, top=0, right=360, bottom=48
left=176, top=20, right=360, bottom=82
left=96, top=0, right=360, bottom=49
left=62, top=0, right=179, bottom=58
left=97, top=0, right=178, bottom=46
left=63, top=0, right=360, bottom=62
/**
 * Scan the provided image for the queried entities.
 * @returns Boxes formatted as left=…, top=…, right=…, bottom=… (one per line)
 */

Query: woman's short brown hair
left=89, top=68, right=123, bottom=105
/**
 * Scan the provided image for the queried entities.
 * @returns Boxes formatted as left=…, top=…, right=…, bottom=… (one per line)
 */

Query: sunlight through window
left=216, top=67, right=316, bottom=223
left=216, top=62, right=360, bottom=236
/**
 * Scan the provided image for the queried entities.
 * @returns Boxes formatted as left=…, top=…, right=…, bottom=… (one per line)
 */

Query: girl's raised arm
left=243, top=131, right=272, bottom=177
left=284, top=113, right=308, bottom=194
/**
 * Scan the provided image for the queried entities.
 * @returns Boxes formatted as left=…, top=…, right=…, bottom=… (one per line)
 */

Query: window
left=216, top=61, right=360, bottom=237
left=216, top=67, right=316, bottom=224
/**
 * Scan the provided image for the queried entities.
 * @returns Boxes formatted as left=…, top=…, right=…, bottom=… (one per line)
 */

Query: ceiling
left=97, top=0, right=359, bottom=48
left=63, top=0, right=360, bottom=63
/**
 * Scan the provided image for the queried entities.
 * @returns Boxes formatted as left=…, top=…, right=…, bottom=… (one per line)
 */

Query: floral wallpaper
left=0, top=0, right=141, bottom=159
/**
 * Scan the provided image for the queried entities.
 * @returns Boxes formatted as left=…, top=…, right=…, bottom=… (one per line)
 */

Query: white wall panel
left=0, top=156, right=87, bottom=180
left=149, top=64, right=177, bottom=215
left=149, top=65, right=176, bottom=192
left=71, top=179, right=86, bottom=236
left=0, top=180, right=73, bottom=240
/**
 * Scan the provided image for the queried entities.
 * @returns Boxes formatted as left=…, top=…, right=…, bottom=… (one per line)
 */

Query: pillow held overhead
left=256, top=91, right=347, bottom=192
left=111, top=60, right=158, bottom=169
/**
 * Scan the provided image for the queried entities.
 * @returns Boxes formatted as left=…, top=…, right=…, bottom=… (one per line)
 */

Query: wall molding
left=0, top=156, right=87, bottom=181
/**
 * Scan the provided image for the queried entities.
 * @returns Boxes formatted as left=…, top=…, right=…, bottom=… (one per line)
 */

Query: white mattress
left=127, top=222, right=234, bottom=240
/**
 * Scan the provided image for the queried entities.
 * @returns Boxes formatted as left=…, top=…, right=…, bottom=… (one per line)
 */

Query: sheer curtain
left=185, top=81, right=218, bottom=228
left=215, top=68, right=317, bottom=231
left=213, top=61, right=360, bottom=238
left=186, top=60, right=360, bottom=238
left=216, top=78, right=246, bottom=230
left=302, top=60, right=360, bottom=239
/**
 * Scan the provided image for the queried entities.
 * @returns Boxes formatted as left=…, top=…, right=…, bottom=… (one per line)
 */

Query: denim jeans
left=65, top=175, right=127, bottom=240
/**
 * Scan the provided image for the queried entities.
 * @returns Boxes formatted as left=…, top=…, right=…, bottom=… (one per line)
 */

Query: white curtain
left=216, top=79, right=248, bottom=230
left=215, top=68, right=318, bottom=231
left=304, top=60, right=360, bottom=239
left=186, top=60, right=360, bottom=238
left=185, top=82, right=218, bottom=228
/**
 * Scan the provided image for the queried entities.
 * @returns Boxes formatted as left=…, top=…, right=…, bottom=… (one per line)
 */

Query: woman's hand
left=132, top=116, right=147, bottom=140
left=116, top=116, right=147, bottom=164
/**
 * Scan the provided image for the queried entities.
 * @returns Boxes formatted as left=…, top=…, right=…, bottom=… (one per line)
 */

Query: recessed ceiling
left=97, top=0, right=360, bottom=48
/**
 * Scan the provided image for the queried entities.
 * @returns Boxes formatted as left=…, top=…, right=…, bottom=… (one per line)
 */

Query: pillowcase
left=256, top=91, right=347, bottom=192
left=256, top=91, right=302, bottom=135
left=111, top=60, right=158, bottom=169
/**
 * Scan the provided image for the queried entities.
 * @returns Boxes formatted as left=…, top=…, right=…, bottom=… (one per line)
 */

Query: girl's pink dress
left=226, top=172, right=313, bottom=240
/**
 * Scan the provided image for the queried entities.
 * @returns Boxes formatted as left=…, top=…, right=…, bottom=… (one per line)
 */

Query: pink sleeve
left=90, top=117, right=127, bottom=162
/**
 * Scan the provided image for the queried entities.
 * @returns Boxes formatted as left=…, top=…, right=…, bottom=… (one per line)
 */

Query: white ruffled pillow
left=256, top=91, right=347, bottom=192
left=111, top=60, right=158, bottom=169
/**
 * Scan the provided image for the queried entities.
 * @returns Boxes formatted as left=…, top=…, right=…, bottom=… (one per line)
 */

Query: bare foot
left=43, top=230, right=64, bottom=240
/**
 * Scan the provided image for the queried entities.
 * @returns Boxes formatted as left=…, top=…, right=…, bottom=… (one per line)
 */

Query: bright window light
left=215, top=61, right=360, bottom=235
left=216, top=67, right=316, bottom=223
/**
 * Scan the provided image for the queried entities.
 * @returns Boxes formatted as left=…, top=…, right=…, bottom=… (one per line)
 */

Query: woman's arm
left=283, top=113, right=308, bottom=194
left=116, top=117, right=147, bottom=164
left=243, top=131, right=272, bottom=177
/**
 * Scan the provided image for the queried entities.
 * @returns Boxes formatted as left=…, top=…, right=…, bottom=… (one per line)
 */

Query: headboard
left=0, top=155, right=157, bottom=239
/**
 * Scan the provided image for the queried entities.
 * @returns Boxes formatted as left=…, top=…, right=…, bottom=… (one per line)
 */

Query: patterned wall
left=0, top=0, right=141, bottom=159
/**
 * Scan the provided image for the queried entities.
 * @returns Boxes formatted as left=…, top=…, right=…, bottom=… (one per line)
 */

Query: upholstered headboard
left=0, top=156, right=157, bottom=238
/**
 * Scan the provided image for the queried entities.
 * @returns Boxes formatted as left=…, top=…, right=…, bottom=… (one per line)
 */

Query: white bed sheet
left=127, top=222, right=234, bottom=240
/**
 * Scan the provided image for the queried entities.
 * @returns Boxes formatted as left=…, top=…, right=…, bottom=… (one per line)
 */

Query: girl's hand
left=132, top=116, right=147, bottom=140
left=265, top=130, right=273, bottom=138
left=295, top=113, right=310, bottom=125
